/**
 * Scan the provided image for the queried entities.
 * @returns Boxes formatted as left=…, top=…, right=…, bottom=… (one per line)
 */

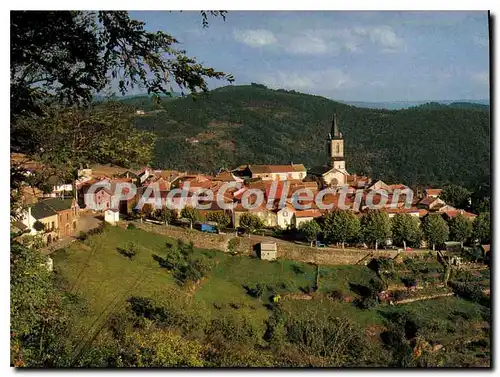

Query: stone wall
left=131, top=221, right=419, bottom=266
left=133, top=222, right=232, bottom=251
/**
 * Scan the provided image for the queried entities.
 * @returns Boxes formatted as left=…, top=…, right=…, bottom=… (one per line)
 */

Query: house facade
left=49, top=198, right=79, bottom=236
left=21, top=205, right=59, bottom=244
left=235, top=164, right=307, bottom=181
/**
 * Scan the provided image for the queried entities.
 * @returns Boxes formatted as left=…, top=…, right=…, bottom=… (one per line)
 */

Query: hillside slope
left=131, top=85, right=490, bottom=188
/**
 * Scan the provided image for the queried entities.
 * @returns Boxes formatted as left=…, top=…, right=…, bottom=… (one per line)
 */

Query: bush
left=88, top=225, right=104, bottom=236
left=33, top=220, right=45, bottom=232
left=369, top=278, right=386, bottom=294
left=174, top=259, right=210, bottom=284
left=77, top=231, right=87, bottom=241
left=355, top=295, right=378, bottom=309
left=127, top=223, right=136, bottom=230
left=117, top=242, right=137, bottom=260
left=401, top=276, right=417, bottom=288
left=393, top=290, right=409, bottom=301
left=329, top=290, right=345, bottom=301
left=243, top=283, right=265, bottom=299
left=449, top=281, right=487, bottom=305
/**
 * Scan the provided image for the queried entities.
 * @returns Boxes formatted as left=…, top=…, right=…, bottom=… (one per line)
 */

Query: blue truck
left=195, top=222, right=218, bottom=234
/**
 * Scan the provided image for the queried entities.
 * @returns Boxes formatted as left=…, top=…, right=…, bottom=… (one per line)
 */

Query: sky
left=129, top=11, right=490, bottom=102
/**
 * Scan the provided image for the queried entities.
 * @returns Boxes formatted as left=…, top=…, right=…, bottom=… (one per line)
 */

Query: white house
left=104, top=208, right=120, bottom=225
left=235, top=164, right=307, bottom=181
left=294, top=209, right=323, bottom=228
left=275, top=204, right=295, bottom=228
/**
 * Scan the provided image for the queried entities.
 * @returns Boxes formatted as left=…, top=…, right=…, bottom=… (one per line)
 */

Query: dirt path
left=395, top=292, right=454, bottom=305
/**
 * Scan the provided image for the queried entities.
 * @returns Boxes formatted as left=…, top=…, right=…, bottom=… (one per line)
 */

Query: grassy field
left=52, top=226, right=318, bottom=332
left=51, top=225, right=490, bottom=367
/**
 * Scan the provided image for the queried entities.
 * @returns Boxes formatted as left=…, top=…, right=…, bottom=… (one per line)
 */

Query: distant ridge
left=339, top=99, right=490, bottom=110
left=128, top=84, right=490, bottom=189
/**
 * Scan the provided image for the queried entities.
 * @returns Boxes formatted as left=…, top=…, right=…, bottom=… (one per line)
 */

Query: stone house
left=47, top=198, right=79, bottom=237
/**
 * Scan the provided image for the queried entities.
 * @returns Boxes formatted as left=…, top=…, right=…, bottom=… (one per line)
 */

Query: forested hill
left=128, top=85, right=490, bottom=189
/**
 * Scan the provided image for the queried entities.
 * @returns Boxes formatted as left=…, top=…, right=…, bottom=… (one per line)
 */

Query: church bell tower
left=328, top=114, right=345, bottom=171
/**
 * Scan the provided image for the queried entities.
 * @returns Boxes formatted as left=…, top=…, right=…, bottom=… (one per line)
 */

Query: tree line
left=298, top=209, right=490, bottom=251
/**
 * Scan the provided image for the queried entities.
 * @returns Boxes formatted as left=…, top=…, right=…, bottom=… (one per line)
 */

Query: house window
left=336, top=144, right=340, bottom=154
left=66, top=213, right=69, bottom=221
left=51, top=221, right=55, bottom=231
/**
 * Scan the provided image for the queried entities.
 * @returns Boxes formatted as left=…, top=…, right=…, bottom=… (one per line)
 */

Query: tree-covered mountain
left=340, top=99, right=490, bottom=110
left=130, top=85, right=490, bottom=189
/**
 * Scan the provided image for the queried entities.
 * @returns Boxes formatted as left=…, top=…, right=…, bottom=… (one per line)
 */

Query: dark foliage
left=129, top=85, right=489, bottom=188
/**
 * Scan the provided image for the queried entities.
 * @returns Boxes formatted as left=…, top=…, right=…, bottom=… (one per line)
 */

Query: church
left=309, top=114, right=350, bottom=187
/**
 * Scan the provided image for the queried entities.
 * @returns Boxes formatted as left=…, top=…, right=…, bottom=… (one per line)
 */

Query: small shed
left=260, top=242, right=277, bottom=261
left=104, top=208, right=120, bottom=225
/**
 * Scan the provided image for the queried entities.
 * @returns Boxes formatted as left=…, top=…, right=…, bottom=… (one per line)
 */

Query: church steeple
left=327, top=114, right=345, bottom=171
left=331, top=113, right=342, bottom=139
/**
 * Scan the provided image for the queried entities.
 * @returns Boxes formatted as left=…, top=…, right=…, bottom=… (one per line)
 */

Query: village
left=9, top=10, right=492, bottom=369
left=11, top=115, right=482, bottom=261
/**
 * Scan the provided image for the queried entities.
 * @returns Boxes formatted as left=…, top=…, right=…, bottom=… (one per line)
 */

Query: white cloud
left=233, top=29, right=277, bottom=47
left=285, top=32, right=330, bottom=55
left=369, top=26, right=405, bottom=52
left=258, top=69, right=353, bottom=92
left=234, top=25, right=406, bottom=55
left=471, top=71, right=489, bottom=85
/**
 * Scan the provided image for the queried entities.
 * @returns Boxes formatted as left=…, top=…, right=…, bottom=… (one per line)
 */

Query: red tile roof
left=425, top=188, right=442, bottom=196
left=442, top=210, right=477, bottom=219
left=233, top=203, right=269, bottom=213
left=295, top=209, right=322, bottom=218
left=213, top=171, right=241, bottom=182
left=419, top=196, right=437, bottom=206
left=419, top=209, right=429, bottom=217
left=248, top=164, right=306, bottom=174
left=386, top=207, right=420, bottom=214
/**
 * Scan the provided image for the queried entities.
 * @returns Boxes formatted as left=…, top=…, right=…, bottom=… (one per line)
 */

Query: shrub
left=175, top=259, right=210, bottom=284
left=401, top=276, right=417, bottom=288
left=329, top=290, right=345, bottom=301
left=88, top=225, right=104, bottom=236
left=77, top=231, right=87, bottom=241
left=369, top=278, right=386, bottom=294
left=127, top=223, right=136, bottom=230
left=393, top=290, right=409, bottom=301
left=33, top=220, right=45, bottom=232
left=449, top=281, right=487, bottom=305
left=117, top=242, right=137, bottom=260
left=243, top=283, right=265, bottom=299
left=355, top=295, right=378, bottom=309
